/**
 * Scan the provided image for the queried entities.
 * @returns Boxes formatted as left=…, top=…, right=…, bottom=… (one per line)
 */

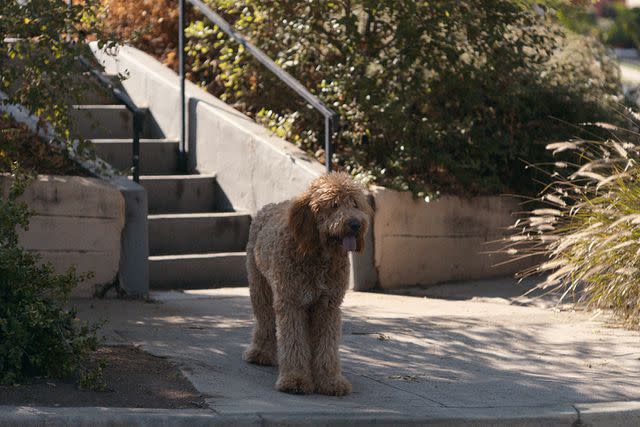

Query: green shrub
left=507, top=116, right=640, bottom=327
left=1, top=0, right=118, bottom=139
left=608, top=6, right=640, bottom=49
left=182, top=0, right=621, bottom=195
left=0, top=167, right=100, bottom=385
left=553, top=2, right=600, bottom=37
left=0, top=0, right=116, bottom=387
left=99, top=0, right=180, bottom=69
left=548, top=2, right=640, bottom=50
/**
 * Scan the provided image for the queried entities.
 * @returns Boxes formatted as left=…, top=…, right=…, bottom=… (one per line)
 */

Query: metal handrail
left=178, top=0, right=338, bottom=173
left=78, top=56, right=144, bottom=182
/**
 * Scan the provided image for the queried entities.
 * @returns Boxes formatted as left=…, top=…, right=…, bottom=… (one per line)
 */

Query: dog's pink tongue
left=342, top=235, right=357, bottom=251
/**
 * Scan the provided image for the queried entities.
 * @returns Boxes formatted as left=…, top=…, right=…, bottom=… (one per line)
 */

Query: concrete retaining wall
left=1, top=89, right=149, bottom=298
left=1, top=175, right=125, bottom=297
left=371, top=187, right=530, bottom=289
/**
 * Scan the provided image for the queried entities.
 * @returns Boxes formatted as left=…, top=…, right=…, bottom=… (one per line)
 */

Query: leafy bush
left=507, top=116, right=640, bottom=327
left=179, top=0, right=621, bottom=195
left=0, top=115, right=86, bottom=175
left=1, top=0, right=116, bottom=386
left=0, top=168, right=100, bottom=385
left=562, top=2, right=640, bottom=50
left=603, top=6, right=640, bottom=49
left=1, top=0, right=118, bottom=139
left=100, top=0, right=180, bottom=69
left=553, top=2, right=600, bottom=37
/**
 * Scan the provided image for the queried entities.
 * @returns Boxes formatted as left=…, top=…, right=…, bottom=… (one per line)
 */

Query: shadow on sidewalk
left=381, top=275, right=569, bottom=309
left=77, top=289, right=640, bottom=412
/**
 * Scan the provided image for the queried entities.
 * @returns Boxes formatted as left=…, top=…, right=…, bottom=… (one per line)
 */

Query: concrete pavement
left=620, top=61, right=640, bottom=86
left=4, top=279, right=640, bottom=425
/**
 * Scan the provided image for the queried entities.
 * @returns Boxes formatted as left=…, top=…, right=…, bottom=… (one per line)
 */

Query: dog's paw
left=315, top=375, right=352, bottom=396
left=243, top=347, right=277, bottom=366
left=276, top=373, right=314, bottom=395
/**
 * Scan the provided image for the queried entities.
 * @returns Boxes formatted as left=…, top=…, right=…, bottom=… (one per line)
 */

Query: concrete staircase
left=72, top=72, right=249, bottom=289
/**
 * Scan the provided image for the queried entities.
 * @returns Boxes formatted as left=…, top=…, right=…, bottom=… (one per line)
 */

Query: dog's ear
left=288, top=193, right=319, bottom=256
left=360, top=193, right=374, bottom=218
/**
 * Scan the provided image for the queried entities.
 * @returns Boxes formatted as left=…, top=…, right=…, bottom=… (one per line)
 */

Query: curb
left=0, top=407, right=227, bottom=427
left=1, top=401, right=640, bottom=426
left=575, top=401, right=640, bottom=427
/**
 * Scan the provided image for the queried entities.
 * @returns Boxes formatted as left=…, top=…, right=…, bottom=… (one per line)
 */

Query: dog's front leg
left=274, top=302, right=314, bottom=394
left=310, top=302, right=352, bottom=396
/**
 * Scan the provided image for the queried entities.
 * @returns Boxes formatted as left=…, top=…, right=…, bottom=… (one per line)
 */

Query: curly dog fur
left=243, top=172, right=372, bottom=396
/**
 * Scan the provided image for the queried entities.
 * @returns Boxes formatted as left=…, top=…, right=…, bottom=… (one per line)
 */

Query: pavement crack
left=571, top=404, right=583, bottom=427
left=203, top=403, right=219, bottom=415
left=356, top=373, right=447, bottom=407
left=257, top=413, right=266, bottom=426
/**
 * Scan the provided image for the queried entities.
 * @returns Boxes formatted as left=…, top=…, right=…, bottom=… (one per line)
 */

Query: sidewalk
left=3, top=279, right=640, bottom=426
left=620, top=61, right=640, bottom=86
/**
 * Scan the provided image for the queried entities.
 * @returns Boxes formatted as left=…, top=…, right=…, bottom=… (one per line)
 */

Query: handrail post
left=182, top=0, right=339, bottom=176
left=178, top=0, right=187, bottom=172
left=132, top=110, right=143, bottom=183
left=324, top=115, right=333, bottom=173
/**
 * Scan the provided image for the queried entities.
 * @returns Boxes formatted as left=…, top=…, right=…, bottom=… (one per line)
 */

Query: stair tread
left=148, top=212, right=250, bottom=256
left=89, top=138, right=178, bottom=143
left=69, top=104, right=159, bottom=139
left=149, top=251, right=247, bottom=288
left=91, top=137, right=179, bottom=175
left=148, top=212, right=249, bottom=219
left=141, top=173, right=218, bottom=213
left=149, top=252, right=246, bottom=260
left=139, top=173, right=217, bottom=180
left=71, top=104, right=148, bottom=110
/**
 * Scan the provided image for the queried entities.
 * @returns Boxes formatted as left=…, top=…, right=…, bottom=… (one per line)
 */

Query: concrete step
left=149, top=252, right=247, bottom=289
left=140, top=174, right=218, bottom=214
left=66, top=74, right=118, bottom=105
left=69, top=105, right=163, bottom=139
left=60, top=69, right=122, bottom=105
left=148, top=212, right=251, bottom=256
left=90, top=138, right=179, bottom=174
left=71, top=71, right=126, bottom=105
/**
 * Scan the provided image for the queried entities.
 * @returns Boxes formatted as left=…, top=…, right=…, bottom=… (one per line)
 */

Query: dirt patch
left=0, top=346, right=207, bottom=408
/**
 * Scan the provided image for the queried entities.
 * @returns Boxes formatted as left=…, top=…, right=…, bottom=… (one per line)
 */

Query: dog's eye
left=352, top=201, right=358, bottom=208
left=332, top=201, right=339, bottom=208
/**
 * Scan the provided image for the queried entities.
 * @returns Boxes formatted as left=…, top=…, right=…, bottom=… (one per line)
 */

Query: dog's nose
left=348, top=218, right=361, bottom=232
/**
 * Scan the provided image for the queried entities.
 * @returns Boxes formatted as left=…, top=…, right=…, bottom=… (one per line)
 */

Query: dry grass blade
left=505, top=118, right=640, bottom=328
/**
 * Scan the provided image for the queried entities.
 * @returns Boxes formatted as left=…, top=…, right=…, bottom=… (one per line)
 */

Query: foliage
left=0, top=115, right=87, bottom=175
left=0, top=1, right=114, bottom=383
left=99, top=0, right=180, bottom=69
left=603, top=6, right=640, bottom=49
left=558, top=1, right=640, bottom=49
left=179, top=0, right=621, bottom=195
left=507, top=115, right=640, bottom=327
left=0, top=0, right=118, bottom=140
left=552, top=2, right=601, bottom=37
left=0, top=166, right=100, bottom=385
left=78, top=359, right=107, bottom=391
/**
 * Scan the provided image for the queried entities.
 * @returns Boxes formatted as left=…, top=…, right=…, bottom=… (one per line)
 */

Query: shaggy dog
left=243, top=172, right=372, bottom=396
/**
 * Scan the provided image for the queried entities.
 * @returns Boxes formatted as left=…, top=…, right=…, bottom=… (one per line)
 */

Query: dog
left=243, top=172, right=372, bottom=396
